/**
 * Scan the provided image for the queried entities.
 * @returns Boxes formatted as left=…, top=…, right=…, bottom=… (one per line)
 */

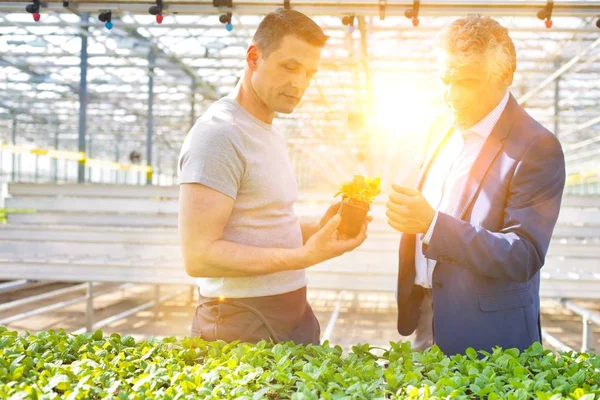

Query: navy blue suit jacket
left=396, top=95, right=566, bottom=355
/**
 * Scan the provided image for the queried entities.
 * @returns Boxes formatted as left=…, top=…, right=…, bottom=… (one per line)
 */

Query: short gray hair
left=436, top=15, right=517, bottom=86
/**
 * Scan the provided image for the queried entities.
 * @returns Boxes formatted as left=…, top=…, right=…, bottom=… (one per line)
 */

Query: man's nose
left=290, top=72, right=310, bottom=91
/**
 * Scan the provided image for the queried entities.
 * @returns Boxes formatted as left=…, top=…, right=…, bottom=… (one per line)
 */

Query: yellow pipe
left=1, top=143, right=152, bottom=173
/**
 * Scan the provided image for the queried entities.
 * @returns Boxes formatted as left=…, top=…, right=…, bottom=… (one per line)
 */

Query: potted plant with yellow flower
left=334, top=175, right=380, bottom=237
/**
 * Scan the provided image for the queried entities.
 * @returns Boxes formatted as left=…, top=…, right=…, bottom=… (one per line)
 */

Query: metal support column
left=87, top=136, right=92, bottom=182
left=78, top=12, right=89, bottom=184
left=11, top=117, right=16, bottom=182
left=153, top=285, right=160, bottom=319
left=114, top=138, right=120, bottom=184
left=146, top=49, right=155, bottom=185
left=582, top=314, right=594, bottom=353
left=34, top=155, right=39, bottom=182
left=173, top=155, right=178, bottom=185
left=156, top=145, right=161, bottom=185
left=85, top=281, right=94, bottom=333
left=53, top=125, right=59, bottom=182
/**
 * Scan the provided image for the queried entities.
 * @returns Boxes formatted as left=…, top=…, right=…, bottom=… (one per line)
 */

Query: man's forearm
left=301, top=220, right=320, bottom=244
left=184, top=239, right=313, bottom=278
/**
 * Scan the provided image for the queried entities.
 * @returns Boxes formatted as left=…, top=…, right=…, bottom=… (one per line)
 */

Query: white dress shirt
left=414, top=91, right=510, bottom=288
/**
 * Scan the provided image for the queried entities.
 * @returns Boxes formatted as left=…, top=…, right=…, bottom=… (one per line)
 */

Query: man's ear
left=246, top=44, right=261, bottom=71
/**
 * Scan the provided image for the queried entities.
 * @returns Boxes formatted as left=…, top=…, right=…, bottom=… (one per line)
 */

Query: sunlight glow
left=357, top=73, right=447, bottom=190
left=367, top=73, right=445, bottom=152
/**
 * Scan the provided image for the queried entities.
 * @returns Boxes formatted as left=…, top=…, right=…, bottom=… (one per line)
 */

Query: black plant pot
left=338, top=200, right=369, bottom=238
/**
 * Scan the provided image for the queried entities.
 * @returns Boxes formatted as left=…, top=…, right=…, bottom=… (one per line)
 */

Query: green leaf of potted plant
left=334, top=175, right=381, bottom=237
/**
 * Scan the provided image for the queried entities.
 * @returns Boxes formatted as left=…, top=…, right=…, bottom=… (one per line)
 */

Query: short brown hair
left=252, top=8, right=329, bottom=58
left=437, top=15, right=517, bottom=86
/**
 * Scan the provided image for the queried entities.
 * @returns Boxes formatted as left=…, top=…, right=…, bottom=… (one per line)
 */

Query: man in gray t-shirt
left=178, top=9, right=370, bottom=344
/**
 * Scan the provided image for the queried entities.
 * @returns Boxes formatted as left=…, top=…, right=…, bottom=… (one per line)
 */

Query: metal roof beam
left=1, top=1, right=600, bottom=17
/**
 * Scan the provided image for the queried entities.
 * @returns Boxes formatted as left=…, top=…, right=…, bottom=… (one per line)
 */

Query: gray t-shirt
left=178, top=96, right=307, bottom=298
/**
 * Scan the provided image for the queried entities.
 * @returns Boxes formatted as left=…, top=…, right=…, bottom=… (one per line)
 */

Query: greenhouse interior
left=1, top=0, right=600, bottom=398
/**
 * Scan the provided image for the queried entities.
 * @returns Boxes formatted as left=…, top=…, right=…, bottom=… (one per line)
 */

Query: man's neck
left=233, top=75, right=275, bottom=125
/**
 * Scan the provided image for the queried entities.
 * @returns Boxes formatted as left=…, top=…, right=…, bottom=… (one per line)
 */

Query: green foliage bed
left=1, top=326, right=599, bottom=399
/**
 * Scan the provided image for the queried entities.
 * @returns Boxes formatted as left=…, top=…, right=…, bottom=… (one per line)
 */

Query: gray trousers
left=412, top=288, right=434, bottom=351
left=191, top=286, right=320, bottom=345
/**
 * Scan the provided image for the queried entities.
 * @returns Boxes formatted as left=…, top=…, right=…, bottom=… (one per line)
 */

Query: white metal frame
left=1, top=1, right=600, bottom=17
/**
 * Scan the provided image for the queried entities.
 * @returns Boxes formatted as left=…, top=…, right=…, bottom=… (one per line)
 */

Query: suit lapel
left=450, top=95, right=518, bottom=219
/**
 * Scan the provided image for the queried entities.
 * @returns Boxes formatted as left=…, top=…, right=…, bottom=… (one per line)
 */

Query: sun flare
left=367, top=73, right=446, bottom=151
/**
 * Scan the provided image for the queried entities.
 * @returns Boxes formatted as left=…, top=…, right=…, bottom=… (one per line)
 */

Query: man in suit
left=386, top=15, right=566, bottom=355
